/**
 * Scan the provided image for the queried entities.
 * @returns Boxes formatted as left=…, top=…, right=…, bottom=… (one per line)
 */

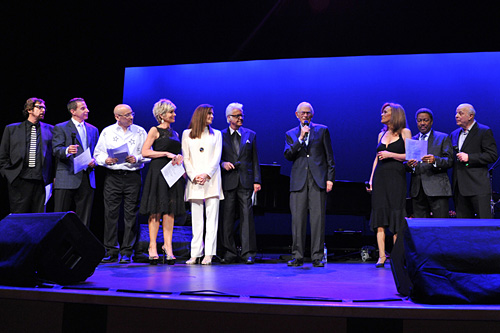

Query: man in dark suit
left=450, top=103, right=498, bottom=218
left=284, top=101, right=335, bottom=267
left=0, top=97, right=54, bottom=213
left=406, top=108, right=453, bottom=218
left=220, top=102, right=261, bottom=264
left=52, top=98, right=99, bottom=227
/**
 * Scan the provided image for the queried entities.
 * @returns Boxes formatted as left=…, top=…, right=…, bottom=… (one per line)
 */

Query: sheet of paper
left=405, top=138, right=427, bottom=161
left=161, top=161, right=185, bottom=187
left=74, top=148, right=92, bottom=173
left=107, top=143, right=129, bottom=164
left=44, top=183, right=53, bottom=206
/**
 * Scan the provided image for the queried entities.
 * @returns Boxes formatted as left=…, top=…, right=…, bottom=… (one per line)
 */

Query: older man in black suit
left=450, top=103, right=498, bottom=218
left=220, top=102, right=261, bottom=264
left=284, top=101, right=335, bottom=267
left=406, top=108, right=453, bottom=218
left=0, top=97, right=54, bottom=213
left=52, top=98, right=99, bottom=227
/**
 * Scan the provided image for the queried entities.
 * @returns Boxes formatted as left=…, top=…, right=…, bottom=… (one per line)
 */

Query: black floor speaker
left=398, top=218, right=500, bottom=304
left=0, top=212, right=105, bottom=286
left=390, top=220, right=412, bottom=297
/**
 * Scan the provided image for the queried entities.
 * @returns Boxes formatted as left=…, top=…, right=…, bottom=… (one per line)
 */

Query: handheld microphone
left=303, top=120, right=309, bottom=140
left=71, top=133, right=76, bottom=146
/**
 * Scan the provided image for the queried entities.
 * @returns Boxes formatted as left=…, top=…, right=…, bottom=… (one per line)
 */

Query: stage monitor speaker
left=402, top=218, right=500, bottom=304
left=0, top=212, right=105, bottom=287
left=390, top=220, right=412, bottom=297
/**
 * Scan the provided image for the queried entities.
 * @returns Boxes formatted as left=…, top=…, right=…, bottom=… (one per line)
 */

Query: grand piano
left=254, top=164, right=371, bottom=219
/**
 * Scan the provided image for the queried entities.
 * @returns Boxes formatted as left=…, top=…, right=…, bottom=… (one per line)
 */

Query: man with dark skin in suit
left=407, top=108, right=453, bottom=218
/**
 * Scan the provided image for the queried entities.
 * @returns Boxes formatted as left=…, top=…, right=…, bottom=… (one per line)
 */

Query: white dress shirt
left=94, top=122, right=149, bottom=171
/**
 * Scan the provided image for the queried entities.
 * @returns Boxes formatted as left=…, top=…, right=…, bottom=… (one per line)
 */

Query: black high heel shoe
left=149, top=256, right=159, bottom=265
left=149, top=247, right=159, bottom=265
left=375, top=256, right=387, bottom=268
left=162, top=246, right=176, bottom=265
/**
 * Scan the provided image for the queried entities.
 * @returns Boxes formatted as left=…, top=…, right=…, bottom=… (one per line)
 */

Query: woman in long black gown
left=140, top=99, right=185, bottom=265
left=367, top=102, right=411, bottom=268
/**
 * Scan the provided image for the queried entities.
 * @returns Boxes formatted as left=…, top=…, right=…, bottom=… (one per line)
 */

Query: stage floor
left=2, top=258, right=500, bottom=332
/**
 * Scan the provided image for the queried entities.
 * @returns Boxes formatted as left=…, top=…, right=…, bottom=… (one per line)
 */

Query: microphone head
left=304, top=120, right=309, bottom=126
left=71, top=133, right=76, bottom=138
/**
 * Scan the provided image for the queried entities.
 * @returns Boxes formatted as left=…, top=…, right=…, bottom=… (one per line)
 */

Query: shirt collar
left=463, top=120, right=476, bottom=133
left=115, top=121, right=133, bottom=133
left=71, top=118, right=85, bottom=127
left=26, top=119, right=39, bottom=128
left=229, top=127, right=241, bottom=135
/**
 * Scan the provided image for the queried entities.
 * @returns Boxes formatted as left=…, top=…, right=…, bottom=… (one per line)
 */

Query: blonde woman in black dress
left=140, top=99, right=185, bottom=265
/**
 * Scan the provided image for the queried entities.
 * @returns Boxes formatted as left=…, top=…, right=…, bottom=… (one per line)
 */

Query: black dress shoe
left=119, top=255, right=132, bottom=264
left=220, top=258, right=235, bottom=264
left=287, top=258, right=304, bottom=267
left=312, top=259, right=324, bottom=267
left=246, top=257, right=255, bottom=265
left=101, top=256, right=118, bottom=263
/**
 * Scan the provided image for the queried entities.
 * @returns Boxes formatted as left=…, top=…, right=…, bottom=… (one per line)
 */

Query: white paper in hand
left=74, top=148, right=92, bottom=173
left=161, top=161, right=185, bottom=187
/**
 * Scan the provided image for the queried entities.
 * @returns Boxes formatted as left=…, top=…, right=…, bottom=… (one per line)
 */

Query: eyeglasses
left=34, top=105, right=46, bottom=110
left=297, top=111, right=312, bottom=116
left=230, top=114, right=244, bottom=119
left=118, top=112, right=135, bottom=118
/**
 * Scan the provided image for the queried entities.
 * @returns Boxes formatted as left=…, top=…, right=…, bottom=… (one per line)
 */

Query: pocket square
left=246, top=139, right=251, bottom=144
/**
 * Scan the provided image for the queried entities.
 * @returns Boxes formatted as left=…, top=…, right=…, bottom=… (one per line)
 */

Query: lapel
left=461, top=122, right=478, bottom=151
left=67, top=120, right=83, bottom=151
left=40, top=122, right=49, bottom=158
left=238, top=127, right=248, bottom=156
left=308, top=122, right=314, bottom=144
left=427, top=130, right=434, bottom=149
left=15, top=122, right=27, bottom=158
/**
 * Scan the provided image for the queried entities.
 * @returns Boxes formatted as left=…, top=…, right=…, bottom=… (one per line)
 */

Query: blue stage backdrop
left=123, top=52, right=500, bottom=190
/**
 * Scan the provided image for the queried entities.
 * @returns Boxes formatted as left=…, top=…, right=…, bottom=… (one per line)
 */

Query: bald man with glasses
left=94, top=104, right=148, bottom=263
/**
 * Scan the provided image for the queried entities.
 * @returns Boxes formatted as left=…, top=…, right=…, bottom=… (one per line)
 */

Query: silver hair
left=296, top=101, right=314, bottom=114
left=226, top=102, right=243, bottom=123
left=152, top=99, right=176, bottom=124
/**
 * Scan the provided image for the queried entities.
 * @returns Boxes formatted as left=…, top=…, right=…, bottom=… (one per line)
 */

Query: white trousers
left=190, top=198, right=220, bottom=257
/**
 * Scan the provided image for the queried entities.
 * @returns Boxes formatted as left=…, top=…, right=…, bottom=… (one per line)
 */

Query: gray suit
left=407, top=130, right=453, bottom=218
left=52, top=119, right=99, bottom=226
left=284, top=122, right=335, bottom=260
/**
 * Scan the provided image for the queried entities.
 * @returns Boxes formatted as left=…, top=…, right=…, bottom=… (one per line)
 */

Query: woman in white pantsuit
left=182, top=104, right=224, bottom=265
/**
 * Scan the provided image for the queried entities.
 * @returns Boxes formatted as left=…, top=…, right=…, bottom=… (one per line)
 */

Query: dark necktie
left=28, top=125, right=37, bottom=168
left=420, top=133, right=427, bottom=141
left=232, top=131, right=240, bottom=155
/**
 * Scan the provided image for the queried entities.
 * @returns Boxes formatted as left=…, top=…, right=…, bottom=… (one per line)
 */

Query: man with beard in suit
left=406, top=108, right=453, bottom=218
left=52, top=98, right=99, bottom=227
left=0, top=97, right=54, bottom=213
left=284, top=101, right=335, bottom=267
left=450, top=103, right=498, bottom=218
left=220, top=102, right=261, bottom=264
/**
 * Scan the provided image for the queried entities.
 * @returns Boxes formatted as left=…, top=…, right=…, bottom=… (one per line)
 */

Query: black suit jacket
left=284, top=122, right=335, bottom=192
left=407, top=130, right=453, bottom=197
left=221, top=127, right=261, bottom=191
left=0, top=121, right=54, bottom=185
left=52, top=119, right=99, bottom=189
left=450, top=122, right=498, bottom=196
